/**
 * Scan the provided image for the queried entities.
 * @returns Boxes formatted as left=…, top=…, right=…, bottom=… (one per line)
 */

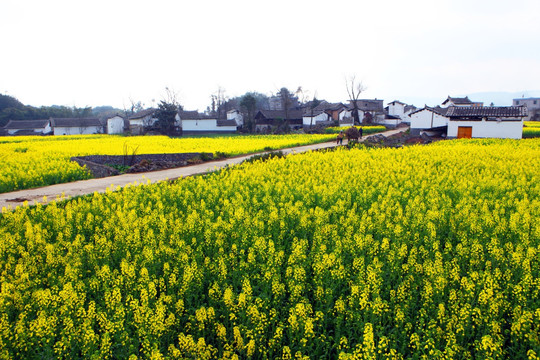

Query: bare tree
left=210, top=86, right=228, bottom=119
left=345, top=75, right=366, bottom=125
left=163, top=87, right=180, bottom=107
left=295, top=86, right=310, bottom=104
left=279, top=87, right=293, bottom=120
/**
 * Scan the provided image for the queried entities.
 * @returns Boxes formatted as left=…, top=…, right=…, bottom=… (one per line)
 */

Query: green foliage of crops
left=524, top=122, right=540, bottom=138
left=0, top=139, right=539, bottom=358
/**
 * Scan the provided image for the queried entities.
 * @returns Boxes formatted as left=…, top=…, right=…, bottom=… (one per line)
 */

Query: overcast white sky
left=1, top=0, right=539, bottom=111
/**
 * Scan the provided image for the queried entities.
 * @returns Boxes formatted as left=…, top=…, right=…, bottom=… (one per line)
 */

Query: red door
left=457, top=126, right=472, bottom=139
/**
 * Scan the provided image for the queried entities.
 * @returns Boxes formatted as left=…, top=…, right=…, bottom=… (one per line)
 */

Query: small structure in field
left=106, top=115, right=128, bottom=134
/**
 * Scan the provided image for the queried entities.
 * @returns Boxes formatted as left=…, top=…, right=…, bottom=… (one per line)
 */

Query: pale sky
left=1, top=0, right=539, bottom=111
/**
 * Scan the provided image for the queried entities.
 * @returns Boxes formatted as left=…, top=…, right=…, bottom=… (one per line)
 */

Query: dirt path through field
left=0, top=127, right=408, bottom=211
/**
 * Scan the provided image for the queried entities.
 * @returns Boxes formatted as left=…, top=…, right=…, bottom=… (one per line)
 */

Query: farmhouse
left=442, top=96, right=483, bottom=107
left=342, top=99, right=385, bottom=125
left=51, top=118, right=105, bottom=135
left=254, top=109, right=303, bottom=132
left=302, top=109, right=330, bottom=127
left=226, top=109, right=244, bottom=127
left=446, top=106, right=527, bottom=139
left=408, top=106, right=449, bottom=135
left=3, top=119, right=52, bottom=135
left=106, top=115, right=128, bottom=134
left=178, top=110, right=237, bottom=133
left=128, top=108, right=157, bottom=135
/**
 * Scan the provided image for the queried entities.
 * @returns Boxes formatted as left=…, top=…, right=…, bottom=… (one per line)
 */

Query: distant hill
left=0, top=94, right=124, bottom=127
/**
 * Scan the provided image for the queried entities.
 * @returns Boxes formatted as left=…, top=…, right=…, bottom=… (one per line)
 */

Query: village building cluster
left=2, top=95, right=536, bottom=139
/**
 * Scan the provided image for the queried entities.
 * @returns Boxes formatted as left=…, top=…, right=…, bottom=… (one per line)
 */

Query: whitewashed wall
left=107, top=116, right=125, bottom=134
left=227, top=111, right=244, bottom=126
left=410, top=109, right=448, bottom=130
left=377, top=118, right=401, bottom=127
left=182, top=119, right=236, bottom=132
left=388, top=103, right=405, bottom=118
left=53, top=126, right=102, bottom=136
left=447, top=119, right=523, bottom=139
left=303, top=113, right=329, bottom=126
left=7, top=123, right=51, bottom=135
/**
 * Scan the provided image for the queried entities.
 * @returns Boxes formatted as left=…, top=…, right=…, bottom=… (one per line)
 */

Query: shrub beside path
left=0, top=127, right=408, bottom=211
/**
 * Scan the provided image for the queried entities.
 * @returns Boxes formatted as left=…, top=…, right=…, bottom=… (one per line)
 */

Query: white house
left=442, top=96, right=483, bottom=108
left=342, top=99, right=385, bottom=125
left=51, top=118, right=105, bottom=135
left=302, top=109, right=330, bottom=127
left=106, top=115, right=127, bottom=134
left=178, top=110, right=237, bottom=133
left=446, top=106, right=527, bottom=139
left=227, top=109, right=244, bottom=126
left=128, top=108, right=157, bottom=135
left=387, top=101, right=406, bottom=119
left=3, top=119, right=52, bottom=135
left=409, top=106, right=449, bottom=135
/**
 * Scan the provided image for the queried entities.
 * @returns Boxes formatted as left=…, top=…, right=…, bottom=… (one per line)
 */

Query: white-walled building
left=446, top=106, right=527, bottom=139
left=3, top=119, right=52, bottom=135
left=387, top=101, right=406, bottom=119
left=226, top=109, right=244, bottom=126
left=178, top=110, right=237, bottom=133
left=442, top=96, right=483, bottom=108
left=51, top=118, right=105, bottom=135
left=128, top=108, right=157, bottom=135
left=513, top=97, right=540, bottom=121
left=409, top=106, right=449, bottom=135
left=302, top=109, right=330, bottom=127
left=106, top=115, right=127, bottom=134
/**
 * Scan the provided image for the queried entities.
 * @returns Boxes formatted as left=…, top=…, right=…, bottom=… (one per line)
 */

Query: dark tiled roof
left=128, top=108, right=156, bottom=120
left=405, top=105, right=417, bottom=113
left=178, top=110, right=214, bottom=120
left=255, top=109, right=303, bottom=120
left=446, top=106, right=528, bottom=118
left=217, top=120, right=237, bottom=127
left=387, top=100, right=406, bottom=106
left=442, top=96, right=473, bottom=105
left=303, top=108, right=326, bottom=117
left=348, top=99, right=384, bottom=112
left=4, top=119, right=50, bottom=129
left=409, top=106, right=448, bottom=116
left=51, top=118, right=103, bottom=128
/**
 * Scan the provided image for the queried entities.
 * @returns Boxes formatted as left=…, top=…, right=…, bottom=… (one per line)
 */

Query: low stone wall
left=71, top=153, right=213, bottom=177
left=71, top=158, right=120, bottom=178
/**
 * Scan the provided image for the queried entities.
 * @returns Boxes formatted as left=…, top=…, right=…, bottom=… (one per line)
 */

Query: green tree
left=154, top=101, right=180, bottom=135
left=240, top=94, right=257, bottom=132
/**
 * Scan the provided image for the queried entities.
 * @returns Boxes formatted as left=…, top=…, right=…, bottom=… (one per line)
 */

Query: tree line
left=0, top=94, right=122, bottom=128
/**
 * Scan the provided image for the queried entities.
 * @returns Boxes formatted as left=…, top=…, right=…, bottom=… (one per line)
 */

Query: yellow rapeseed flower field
left=0, top=134, right=335, bottom=193
left=0, top=138, right=539, bottom=358
left=524, top=121, right=540, bottom=138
